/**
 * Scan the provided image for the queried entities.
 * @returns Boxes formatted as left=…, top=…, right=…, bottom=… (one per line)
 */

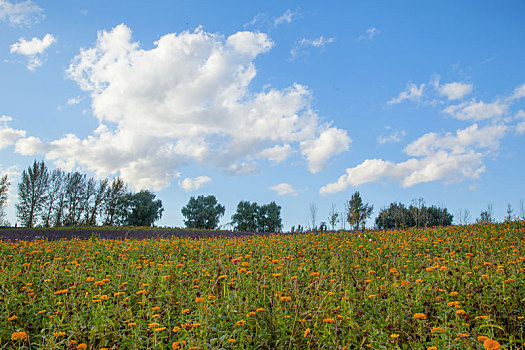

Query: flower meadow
left=1, top=222, right=524, bottom=349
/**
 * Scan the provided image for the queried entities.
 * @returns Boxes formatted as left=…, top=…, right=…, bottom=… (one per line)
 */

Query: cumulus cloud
left=300, top=128, right=351, bottom=173
left=438, top=82, right=473, bottom=100
left=0, top=115, right=25, bottom=149
left=178, top=176, right=212, bottom=192
left=443, top=100, right=508, bottom=121
left=387, top=83, right=425, bottom=105
left=269, top=183, right=300, bottom=196
left=358, top=27, right=380, bottom=41
left=10, top=33, right=56, bottom=70
left=258, top=144, right=293, bottom=163
left=0, top=0, right=43, bottom=27
left=320, top=123, right=506, bottom=194
left=290, top=36, right=335, bottom=58
left=15, top=24, right=349, bottom=190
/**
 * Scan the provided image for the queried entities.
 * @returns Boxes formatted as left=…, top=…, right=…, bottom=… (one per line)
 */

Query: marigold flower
left=456, top=310, right=466, bottom=315
left=304, top=328, right=311, bottom=337
left=154, top=327, right=166, bottom=332
left=227, top=339, right=236, bottom=343
left=483, top=339, right=501, bottom=350
left=413, top=313, right=427, bottom=320
left=478, top=336, right=489, bottom=341
left=427, top=347, right=437, bottom=350
left=195, top=297, right=205, bottom=303
left=77, top=344, right=87, bottom=349
left=181, top=309, right=190, bottom=314
left=236, top=320, right=246, bottom=326
left=272, top=273, right=282, bottom=277
left=323, top=318, right=335, bottom=323
left=54, top=289, right=68, bottom=295
left=8, top=315, right=17, bottom=321
left=390, top=333, right=399, bottom=339
left=256, top=308, right=265, bottom=312
left=11, top=332, right=27, bottom=340
left=400, top=280, right=409, bottom=286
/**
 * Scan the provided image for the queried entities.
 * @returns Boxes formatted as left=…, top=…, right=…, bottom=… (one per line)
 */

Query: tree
left=476, top=203, right=494, bottom=224
left=257, top=201, right=282, bottom=232
left=86, top=179, right=108, bottom=226
left=63, top=172, right=87, bottom=226
left=308, top=202, right=317, bottom=231
left=181, top=195, right=225, bottom=229
left=16, top=160, right=49, bottom=227
left=123, top=190, right=163, bottom=226
left=505, top=204, right=514, bottom=222
left=0, top=174, right=10, bottom=226
left=456, top=208, right=471, bottom=225
left=347, top=191, right=373, bottom=230
left=328, top=203, right=339, bottom=231
left=41, top=169, right=64, bottom=227
left=103, top=178, right=128, bottom=226
left=375, top=202, right=413, bottom=229
left=231, top=201, right=259, bottom=232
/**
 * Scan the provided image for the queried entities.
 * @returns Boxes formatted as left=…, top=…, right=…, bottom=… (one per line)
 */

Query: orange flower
left=323, top=318, right=335, bottom=323
left=483, top=339, right=501, bottom=350
left=195, top=297, right=205, bottom=303
left=400, top=280, right=409, bottom=286
left=7, top=315, right=17, bottom=321
left=304, top=328, right=311, bottom=337
left=77, top=344, right=87, bottom=349
left=413, top=313, right=427, bottom=320
left=11, top=332, right=27, bottom=340
left=427, top=347, right=437, bottom=350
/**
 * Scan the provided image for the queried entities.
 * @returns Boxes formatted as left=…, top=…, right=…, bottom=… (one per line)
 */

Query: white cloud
left=10, top=33, right=56, bottom=70
left=404, top=124, right=506, bottom=157
left=320, top=123, right=507, bottom=194
left=258, top=144, right=293, bottom=163
left=438, top=82, right=473, bottom=100
left=516, top=110, right=525, bottom=134
left=15, top=24, right=349, bottom=190
left=178, top=176, right=212, bottom=191
left=0, top=0, right=43, bottom=27
left=300, top=128, right=351, bottom=173
left=67, top=96, right=83, bottom=105
left=269, top=183, right=300, bottom=196
left=387, top=83, right=425, bottom=105
left=377, top=130, right=406, bottom=144
left=274, top=9, right=297, bottom=26
left=443, top=100, right=508, bottom=121
left=509, top=83, right=525, bottom=102
left=0, top=115, right=25, bottom=149
left=290, top=36, right=335, bottom=58
left=358, top=27, right=380, bottom=41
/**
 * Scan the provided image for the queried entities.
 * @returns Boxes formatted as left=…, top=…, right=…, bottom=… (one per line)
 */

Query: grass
left=0, top=221, right=523, bottom=349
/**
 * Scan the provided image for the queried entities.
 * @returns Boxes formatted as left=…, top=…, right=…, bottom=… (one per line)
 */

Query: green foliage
left=16, top=160, right=49, bottom=227
left=181, top=195, right=225, bottom=229
left=375, top=201, right=453, bottom=229
left=231, top=200, right=282, bottom=232
left=123, top=190, right=164, bottom=226
left=347, top=191, right=373, bottom=230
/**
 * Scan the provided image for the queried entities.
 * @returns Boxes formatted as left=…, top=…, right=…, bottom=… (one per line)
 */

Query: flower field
left=1, top=222, right=524, bottom=349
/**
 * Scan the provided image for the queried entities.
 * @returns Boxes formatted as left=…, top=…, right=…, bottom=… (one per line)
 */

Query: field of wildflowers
left=1, top=222, right=524, bottom=349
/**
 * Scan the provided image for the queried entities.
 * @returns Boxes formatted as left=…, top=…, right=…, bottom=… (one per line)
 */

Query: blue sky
left=1, top=1, right=524, bottom=229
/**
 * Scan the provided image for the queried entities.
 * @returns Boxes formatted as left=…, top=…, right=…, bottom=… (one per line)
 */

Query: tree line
left=1, top=160, right=523, bottom=230
left=9, top=160, right=163, bottom=227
